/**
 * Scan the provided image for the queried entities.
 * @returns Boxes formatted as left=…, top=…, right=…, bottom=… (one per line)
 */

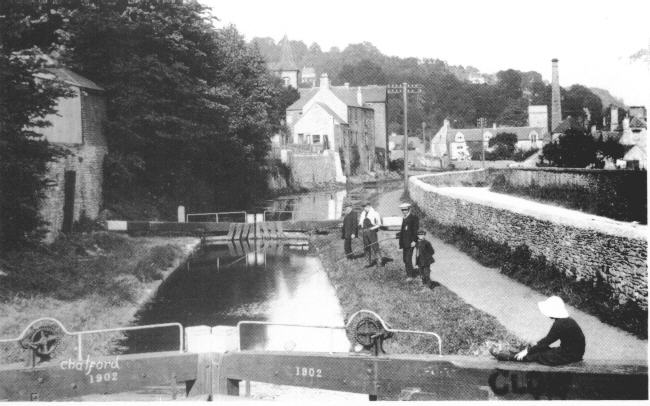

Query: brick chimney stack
left=551, top=58, right=562, bottom=133
left=320, top=73, right=330, bottom=89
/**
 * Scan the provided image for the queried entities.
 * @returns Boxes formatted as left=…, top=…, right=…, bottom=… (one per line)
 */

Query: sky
left=204, top=0, right=650, bottom=107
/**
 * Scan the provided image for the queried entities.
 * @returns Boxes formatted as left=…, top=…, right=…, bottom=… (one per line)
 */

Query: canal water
left=116, top=183, right=399, bottom=399
left=126, top=241, right=350, bottom=353
left=126, top=182, right=399, bottom=354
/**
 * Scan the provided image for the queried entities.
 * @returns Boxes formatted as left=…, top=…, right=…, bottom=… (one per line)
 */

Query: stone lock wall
left=409, top=170, right=648, bottom=309
left=288, top=151, right=339, bottom=187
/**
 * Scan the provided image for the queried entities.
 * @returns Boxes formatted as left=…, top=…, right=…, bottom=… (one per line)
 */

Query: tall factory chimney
left=551, top=58, right=562, bottom=133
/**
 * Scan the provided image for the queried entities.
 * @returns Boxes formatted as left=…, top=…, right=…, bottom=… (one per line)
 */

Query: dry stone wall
left=410, top=169, right=648, bottom=309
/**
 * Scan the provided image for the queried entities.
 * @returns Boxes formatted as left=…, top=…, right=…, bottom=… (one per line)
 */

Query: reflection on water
left=124, top=184, right=397, bottom=354
left=126, top=241, right=349, bottom=353
left=259, top=182, right=397, bottom=221
left=263, top=190, right=347, bottom=221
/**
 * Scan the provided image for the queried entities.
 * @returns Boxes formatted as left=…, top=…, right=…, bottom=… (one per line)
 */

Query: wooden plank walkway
left=200, top=221, right=320, bottom=244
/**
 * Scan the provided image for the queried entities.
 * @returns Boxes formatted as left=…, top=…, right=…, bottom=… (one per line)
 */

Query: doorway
left=62, top=171, right=76, bottom=233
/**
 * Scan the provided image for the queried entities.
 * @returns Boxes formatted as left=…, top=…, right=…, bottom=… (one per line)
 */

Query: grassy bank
left=312, top=233, right=523, bottom=356
left=0, top=232, right=199, bottom=341
left=410, top=205, right=648, bottom=339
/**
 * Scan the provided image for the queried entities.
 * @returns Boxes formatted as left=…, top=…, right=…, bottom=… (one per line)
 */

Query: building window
left=530, top=132, right=538, bottom=143
left=313, top=134, right=321, bottom=144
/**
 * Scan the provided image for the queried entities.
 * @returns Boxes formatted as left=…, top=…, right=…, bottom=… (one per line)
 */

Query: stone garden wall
left=410, top=170, right=648, bottom=309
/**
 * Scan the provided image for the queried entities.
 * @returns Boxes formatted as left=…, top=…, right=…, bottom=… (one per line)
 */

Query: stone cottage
left=36, top=68, right=108, bottom=242
left=286, top=73, right=387, bottom=174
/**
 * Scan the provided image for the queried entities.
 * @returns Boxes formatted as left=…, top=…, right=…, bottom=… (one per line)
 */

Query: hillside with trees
left=254, top=38, right=616, bottom=137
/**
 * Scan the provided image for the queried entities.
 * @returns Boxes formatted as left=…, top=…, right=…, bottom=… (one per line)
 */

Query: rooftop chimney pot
left=320, top=73, right=330, bottom=88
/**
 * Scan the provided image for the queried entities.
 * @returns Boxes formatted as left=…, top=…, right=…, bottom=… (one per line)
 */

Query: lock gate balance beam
left=1, top=350, right=646, bottom=401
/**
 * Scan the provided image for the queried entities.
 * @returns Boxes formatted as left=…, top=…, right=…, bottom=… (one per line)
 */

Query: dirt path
left=376, top=188, right=647, bottom=362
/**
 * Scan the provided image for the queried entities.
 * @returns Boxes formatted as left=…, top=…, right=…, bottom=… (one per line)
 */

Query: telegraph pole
left=477, top=117, right=487, bottom=168
left=421, top=121, right=426, bottom=148
left=388, top=82, right=422, bottom=192
left=403, top=82, right=408, bottom=191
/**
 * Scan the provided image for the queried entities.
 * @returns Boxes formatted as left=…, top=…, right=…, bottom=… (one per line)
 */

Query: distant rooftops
left=445, top=126, right=547, bottom=142
left=287, top=76, right=386, bottom=111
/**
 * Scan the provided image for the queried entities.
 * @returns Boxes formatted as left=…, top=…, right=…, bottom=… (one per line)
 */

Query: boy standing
left=415, top=230, right=436, bottom=287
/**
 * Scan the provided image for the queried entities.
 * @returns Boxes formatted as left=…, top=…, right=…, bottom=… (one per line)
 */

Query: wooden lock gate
left=0, top=312, right=647, bottom=401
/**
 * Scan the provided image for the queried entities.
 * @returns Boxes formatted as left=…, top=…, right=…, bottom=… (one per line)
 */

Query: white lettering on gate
left=60, top=356, right=120, bottom=384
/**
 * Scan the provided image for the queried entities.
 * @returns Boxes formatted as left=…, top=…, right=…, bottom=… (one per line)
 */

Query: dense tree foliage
left=488, top=133, right=518, bottom=160
left=256, top=39, right=610, bottom=137
left=0, top=2, right=73, bottom=247
left=3, top=1, right=296, bottom=234
left=541, top=129, right=598, bottom=168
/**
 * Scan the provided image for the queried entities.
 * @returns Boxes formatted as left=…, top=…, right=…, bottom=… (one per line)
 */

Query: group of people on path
left=341, top=201, right=436, bottom=288
left=341, top=201, right=586, bottom=367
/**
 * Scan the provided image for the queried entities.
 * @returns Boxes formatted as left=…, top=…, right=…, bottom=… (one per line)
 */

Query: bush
left=490, top=171, right=647, bottom=224
left=389, top=158, right=404, bottom=172
left=541, top=129, right=597, bottom=167
left=512, top=148, right=539, bottom=162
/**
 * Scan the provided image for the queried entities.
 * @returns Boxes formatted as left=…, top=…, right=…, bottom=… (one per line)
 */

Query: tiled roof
left=447, top=128, right=489, bottom=143
left=446, top=126, right=547, bottom=143
left=358, top=86, right=387, bottom=102
left=313, top=103, right=347, bottom=124
left=493, top=126, right=548, bottom=141
left=287, top=85, right=385, bottom=111
left=287, top=88, right=318, bottom=110
left=45, top=68, right=104, bottom=91
left=331, top=87, right=363, bottom=107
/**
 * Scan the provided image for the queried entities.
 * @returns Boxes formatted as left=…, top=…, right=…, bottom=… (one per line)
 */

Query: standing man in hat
left=358, top=202, right=383, bottom=267
left=341, top=206, right=358, bottom=259
left=397, top=203, right=419, bottom=279
left=490, top=296, right=585, bottom=366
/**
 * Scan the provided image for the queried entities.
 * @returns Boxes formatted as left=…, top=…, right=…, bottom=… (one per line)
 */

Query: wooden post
left=403, top=82, right=408, bottom=193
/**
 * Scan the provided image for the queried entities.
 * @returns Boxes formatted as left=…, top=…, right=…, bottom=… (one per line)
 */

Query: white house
left=286, top=74, right=384, bottom=173
left=430, top=120, right=547, bottom=160
left=430, top=120, right=491, bottom=160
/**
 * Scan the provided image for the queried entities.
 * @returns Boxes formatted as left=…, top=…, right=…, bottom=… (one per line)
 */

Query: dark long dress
left=524, top=317, right=586, bottom=366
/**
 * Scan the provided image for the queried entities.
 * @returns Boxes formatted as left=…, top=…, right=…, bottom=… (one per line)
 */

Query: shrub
left=389, top=158, right=404, bottom=172
left=512, top=148, right=539, bottom=162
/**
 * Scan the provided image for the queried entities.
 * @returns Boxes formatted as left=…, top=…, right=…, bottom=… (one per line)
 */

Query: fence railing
left=271, top=143, right=325, bottom=155
left=236, top=310, right=442, bottom=356
left=186, top=211, right=247, bottom=223
left=0, top=318, right=184, bottom=365
left=185, top=209, right=338, bottom=223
